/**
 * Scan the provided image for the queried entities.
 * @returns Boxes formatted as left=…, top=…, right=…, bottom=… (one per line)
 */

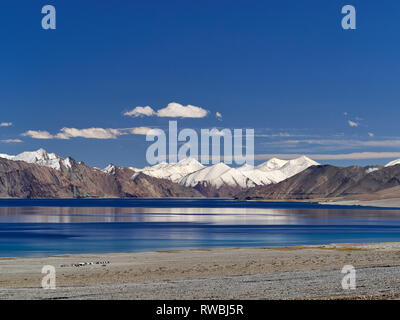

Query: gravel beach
left=2, top=242, right=400, bottom=300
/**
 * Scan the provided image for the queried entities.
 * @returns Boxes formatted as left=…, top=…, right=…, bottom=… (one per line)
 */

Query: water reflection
left=0, top=206, right=400, bottom=225
left=1, top=201, right=400, bottom=257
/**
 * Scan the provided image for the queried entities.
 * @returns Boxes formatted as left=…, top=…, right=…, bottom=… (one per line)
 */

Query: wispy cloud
left=22, top=130, right=54, bottom=139
left=22, top=127, right=157, bottom=140
left=261, top=138, right=400, bottom=148
left=256, top=132, right=300, bottom=138
left=130, top=127, right=162, bottom=136
left=0, top=122, right=12, bottom=127
left=124, top=102, right=209, bottom=118
left=254, top=152, right=400, bottom=161
left=1, top=139, right=22, bottom=143
left=123, top=106, right=155, bottom=117
left=348, top=120, right=359, bottom=127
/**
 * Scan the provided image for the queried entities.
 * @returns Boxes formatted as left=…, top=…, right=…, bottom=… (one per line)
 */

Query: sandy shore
left=319, top=197, right=400, bottom=208
left=2, top=242, right=400, bottom=299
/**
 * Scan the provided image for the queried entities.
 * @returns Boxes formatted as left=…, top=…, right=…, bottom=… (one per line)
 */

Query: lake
left=1, top=198, right=400, bottom=257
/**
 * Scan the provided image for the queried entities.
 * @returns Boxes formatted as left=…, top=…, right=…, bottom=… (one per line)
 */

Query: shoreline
left=1, top=197, right=400, bottom=209
left=320, top=198, right=400, bottom=208
left=2, top=242, right=400, bottom=299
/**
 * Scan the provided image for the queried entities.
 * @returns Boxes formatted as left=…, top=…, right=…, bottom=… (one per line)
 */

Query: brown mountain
left=0, top=158, right=202, bottom=199
left=236, top=164, right=400, bottom=200
left=192, top=181, right=245, bottom=198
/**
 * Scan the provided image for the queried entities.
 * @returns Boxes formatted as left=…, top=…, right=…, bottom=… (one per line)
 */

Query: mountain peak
left=257, top=158, right=288, bottom=171
left=177, top=157, right=201, bottom=166
left=0, top=149, right=70, bottom=170
left=287, top=156, right=319, bottom=166
left=134, top=158, right=204, bottom=183
left=385, top=158, right=400, bottom=167
left=103, top=164, right=117, bottom=174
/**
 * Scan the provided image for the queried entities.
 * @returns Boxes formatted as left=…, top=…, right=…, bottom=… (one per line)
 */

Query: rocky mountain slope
left=0, top=152, right=202, bottom=198
left=236, top=163, right=400, bottom=200
left=129, top=155, right=318, bottom=197
left=4, top=148, right=400, bottom=200
left=129, top=157, right=205, bottom=183
left=0, top=148, right=72, bottom=171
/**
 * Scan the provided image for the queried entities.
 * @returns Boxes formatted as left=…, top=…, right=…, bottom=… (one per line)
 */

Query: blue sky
left=1, top=0, right=400, bottom=168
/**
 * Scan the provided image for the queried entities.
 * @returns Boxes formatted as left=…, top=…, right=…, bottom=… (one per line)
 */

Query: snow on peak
left=366, top=167, right=379, bottom=174
left=256, top=158, right=288, bottom=171
left=237, top=164, right=254, bottom=172
left=131, top=155, right=318, bottom=189
left=262, top=156, right=319, bottom=183
left=245, top=156, right=319, bottom=184
left=63, top=157, right=73, bottom=169
left=385, top=159, right=400, bottom=167
left=103, top=164, right=117, bottom=174
left=0, top=149, right=72, bottom=170
left=177, top=157, right=202, bottom=166
left=134, top=157, right=205, bottom=182
left=179, top=162, right=255, bottom=189
left=0, top=153, right=14, bottom=160
left=285, top=156, right=318, bottom=167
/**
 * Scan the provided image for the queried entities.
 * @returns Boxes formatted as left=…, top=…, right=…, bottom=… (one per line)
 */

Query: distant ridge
left=0, top=149, right=320, bottom=198
left=0, top=148, right=72, bottom=171
left=5, top=148, right=400, bottom=201
left=130, top=156, right=319, bottom=192
left=235, top=163, right=400, bottom=201
left=0, top=150, right=202, bottom=198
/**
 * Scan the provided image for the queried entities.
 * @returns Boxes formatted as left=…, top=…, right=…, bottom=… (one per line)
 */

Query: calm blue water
left=1, top=199, right=400, bottom=257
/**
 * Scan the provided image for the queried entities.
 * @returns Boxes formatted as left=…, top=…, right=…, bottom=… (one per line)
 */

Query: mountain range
left=236, top=163, right=400, bottom=201
left=1, top=148, right=400, bottom=201
left=0, top=149, right=200, bottom=198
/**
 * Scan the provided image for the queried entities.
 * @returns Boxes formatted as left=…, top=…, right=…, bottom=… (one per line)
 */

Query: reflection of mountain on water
left=2, top=199, right=400, bottom=257
left=1, top=199, right=400, bottom=226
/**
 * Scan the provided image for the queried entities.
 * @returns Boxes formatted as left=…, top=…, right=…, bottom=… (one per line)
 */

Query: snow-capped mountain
left=254, top=156, right=319, bottom=184
left=180, top=162, right=256, bottom=189
left=0, top=148, right=321, bottom=198
left=132, top=158, right=205, bottom=183
left=178, top=156, right=318, bottom=189
left=256, top=157, right=288, bottom=171
left=385, top=159, right=400, bottom=167
left=1, top=148, right=318, bottom=191
left=0, top=148, right=72, bottom=170
left=103, top=164, right=118, bottom=174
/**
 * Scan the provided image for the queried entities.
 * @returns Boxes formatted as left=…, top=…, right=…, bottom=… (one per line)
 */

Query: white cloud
left=22, top=130, right=54, bottom=139
left=261, top=138, right=400, bottom=148
left=216, top=112, right=222, bottom=120
left=130, top=127, right=162, bottom=136
left=156, top=102, right=208, bottom=118
left=124, top=102, right=209, bottom=118
left=1, top=139, right=22, bottom=143
left=368, top=132, right=374, bottom=137
left=22, top=126, right=160, bottom=140
left=124, top=106, right=155, bottom=117
left=348, top=120, right=359, bottom=127
left=56, top=127, right=126, bottom=139
left=0, top=122, right=12, bottom=127
left=256, top=132, right=307, bottom=138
